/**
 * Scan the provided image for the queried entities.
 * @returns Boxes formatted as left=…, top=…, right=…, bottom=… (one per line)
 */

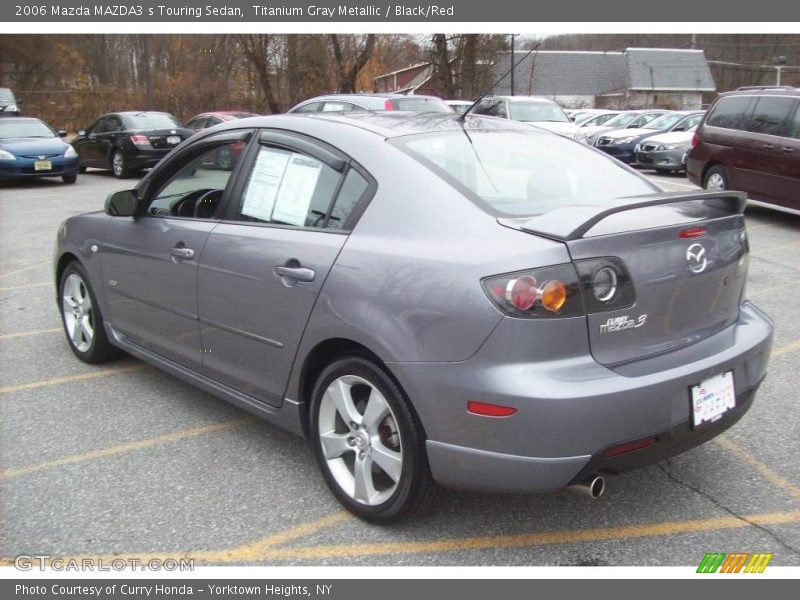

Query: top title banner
left=2, top=0, right=799, bottom=22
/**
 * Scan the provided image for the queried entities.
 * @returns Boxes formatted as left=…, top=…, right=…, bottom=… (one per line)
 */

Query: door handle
left=274, top=265, right=315, bottom=283
left=169, top=246, right=195, bottom=260
left=783, top=147, right=795, bottom=154
left=762, top=143, right=775, bottom=150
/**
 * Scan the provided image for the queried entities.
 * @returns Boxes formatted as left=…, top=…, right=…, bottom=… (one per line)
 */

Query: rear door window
left=789, top=105, right=800, bottom=139
left=293, top=102, right=323, bottom=113
left=706, top=96, right=754, bottom=130
left=742, top=96, right=797, bottom=136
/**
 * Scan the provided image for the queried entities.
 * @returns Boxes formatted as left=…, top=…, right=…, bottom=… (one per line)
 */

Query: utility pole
left=690, top=33, right=697, bottom=50
left=510, top=34, right=516, bottom=96
left=143, top=35, right=153, bottom=110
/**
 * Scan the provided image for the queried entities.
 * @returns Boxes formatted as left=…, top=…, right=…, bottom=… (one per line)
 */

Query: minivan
left=687, top=86, right=800, bottom=211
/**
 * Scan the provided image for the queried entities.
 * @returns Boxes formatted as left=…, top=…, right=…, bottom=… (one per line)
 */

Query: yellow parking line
left=256, top=511, right=800, bottom=562
left=0, top=281, right=51, bottom=292
left=0, top=416, right=254, bottom=480
left=772, top=339, right=800, bottom=359
left=0, top=363, right=147, bottom=394
left=0, top=261, right=47, bottom=279
left=715, top=436, right=800, bottom=503
left=0, top=327, right=61, bottom=340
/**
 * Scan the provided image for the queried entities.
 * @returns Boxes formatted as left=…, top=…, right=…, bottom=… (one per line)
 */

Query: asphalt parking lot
left=1, top=168, right=799, bottom=567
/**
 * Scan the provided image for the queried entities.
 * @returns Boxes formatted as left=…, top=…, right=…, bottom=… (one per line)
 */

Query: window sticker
left=271, top=154, right=322, bottom=226
left=241, top=148, right=290, bottom=221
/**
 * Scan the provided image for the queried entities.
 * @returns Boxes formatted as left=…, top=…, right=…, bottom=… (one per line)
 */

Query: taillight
left=130, top=135, right=150, bottom=146
left=482, top=264, right=583, bottom=318
left=383, top=99, right=395, bottom=111
left=679, top=226, right=708, bottom=239
left=691, top=133, right=699, bottom=148
left=467, top=401, right=517, bottom=418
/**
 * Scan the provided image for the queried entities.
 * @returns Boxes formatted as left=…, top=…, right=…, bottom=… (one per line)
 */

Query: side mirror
left=77, top=129, right=86, bottom=137
left=105, top=190, right=139, bottom=217
left=57, top=129, right=68, bottom=138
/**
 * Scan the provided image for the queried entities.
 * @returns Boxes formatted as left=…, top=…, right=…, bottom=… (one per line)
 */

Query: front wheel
left=59, top=262, right=121, bottom=364
left=704, top=165, right=728, bottom=191
left=62, top=173, right=77, bottom=184
left=310, top=357, right=436, bottom=522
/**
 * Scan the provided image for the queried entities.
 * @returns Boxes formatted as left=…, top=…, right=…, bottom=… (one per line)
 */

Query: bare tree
left=329, top=34, right=376, bottom=93
left=238, top=34, right=280, bottom=113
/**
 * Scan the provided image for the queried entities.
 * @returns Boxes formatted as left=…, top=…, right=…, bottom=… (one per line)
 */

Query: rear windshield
left=124, top=113, right=183, bottom=130
left=394, top=129, right=656, bottom=217
left=508, top=102, right=570, bottom=123
left=388, top=98, right=452, bottom=113
left=0, top=119, right=55, bottom=139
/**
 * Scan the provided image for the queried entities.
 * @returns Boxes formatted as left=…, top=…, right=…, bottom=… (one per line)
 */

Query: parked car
left=288, top=93, right=452, bottom=114
left=468, top=95, right=583, bottom=139
left=445, top=100, right=473, bottom=114
left=635, top=124, right=698, bottom=174
left=72, top=111, right=193, bottom=178
left=581, top=110, right=670, bottom=145
left=54, top=112, right=772, bottom=522
left=186, top=111, right=260, bottom=131
left=594, top=111, right=704, bottom=165
left=0, top=117, right=78, bottom=183
left=0, top=87, right=20, bottom=116
left=687, top=86, right=800, bottom=211
left=186, top=111, right=259, bottom=169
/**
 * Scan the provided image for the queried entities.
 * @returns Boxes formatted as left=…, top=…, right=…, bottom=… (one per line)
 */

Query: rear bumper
left=390, top=302, right=773, bottom=493
left=126, top=148, right=171, bottom=170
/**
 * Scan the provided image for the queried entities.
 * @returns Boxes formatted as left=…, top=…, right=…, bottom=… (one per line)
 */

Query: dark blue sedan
left=0, top=117, right=79, bottom=184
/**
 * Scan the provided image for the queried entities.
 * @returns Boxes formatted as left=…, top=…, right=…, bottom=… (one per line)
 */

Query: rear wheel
left=59, top=262, right=121, bottom=364
left=704, top=165, right=728, bottom=191
left=111, top=150, right=131, bottom=179
left=310, top=356, right=436, bottom=522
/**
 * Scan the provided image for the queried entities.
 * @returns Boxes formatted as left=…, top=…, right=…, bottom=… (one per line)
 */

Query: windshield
left=643, top=113, right=684, bottom=130
left=124, top=113, right=183, bottom=129
left=601, top=112, right=641, bottom=128
left=394, top=129, right=655, bottom=217
left=0, top=119, right=55, bottom=139
left=508, top=102, right=569, bottom=123
left=0, top=90, right=15, bottom=103
left=389, top=97, right=452, bottom=113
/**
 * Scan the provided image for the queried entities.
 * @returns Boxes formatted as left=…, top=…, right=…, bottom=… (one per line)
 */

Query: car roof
left=483, top=95, right=559, bottom=104
left=721, top=86, right=800, bottom=97
left=225, top=111, right=539, bottom=139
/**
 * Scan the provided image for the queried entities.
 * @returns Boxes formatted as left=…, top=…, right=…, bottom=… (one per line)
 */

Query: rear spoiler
left=497, top=191, right=747, bottom=241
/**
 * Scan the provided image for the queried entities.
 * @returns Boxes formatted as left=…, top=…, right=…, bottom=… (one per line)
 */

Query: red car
left=186, top=111, right=259, bottom=170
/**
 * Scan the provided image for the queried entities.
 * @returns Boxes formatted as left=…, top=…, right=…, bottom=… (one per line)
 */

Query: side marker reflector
left=467, top=401, right=518, bottom=417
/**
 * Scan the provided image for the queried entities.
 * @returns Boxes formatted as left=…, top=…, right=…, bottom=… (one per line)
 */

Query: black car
left=72, top=111, right=193, bottom=178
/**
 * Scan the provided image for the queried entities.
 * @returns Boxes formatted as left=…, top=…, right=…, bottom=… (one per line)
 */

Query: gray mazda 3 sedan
left=54, top=112, right=773, bottom=522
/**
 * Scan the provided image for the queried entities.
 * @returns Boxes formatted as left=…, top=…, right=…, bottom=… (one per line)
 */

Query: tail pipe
left=567, top=474, right=606, bottom=499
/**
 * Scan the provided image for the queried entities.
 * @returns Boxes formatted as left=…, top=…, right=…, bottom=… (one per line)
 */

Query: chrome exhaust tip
left=567, top=475, right=606, bottom=499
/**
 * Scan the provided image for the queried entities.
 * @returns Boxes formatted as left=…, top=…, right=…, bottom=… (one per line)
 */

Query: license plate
left=691, top=371, right=735, bottom=427
left=167, top=136, right=181, bottom=145
left=34, top=160, right=52, bottom=171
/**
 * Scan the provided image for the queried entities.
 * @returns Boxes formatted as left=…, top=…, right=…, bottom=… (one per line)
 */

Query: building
left=490, top=48, right=716, bottom=109
left=373, top=62, right=444, bottom=96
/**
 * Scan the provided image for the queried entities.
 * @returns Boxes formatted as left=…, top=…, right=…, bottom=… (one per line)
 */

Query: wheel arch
left=55, top=251, right=81, bottom=290
left=295, top=337, right=420, bottom=439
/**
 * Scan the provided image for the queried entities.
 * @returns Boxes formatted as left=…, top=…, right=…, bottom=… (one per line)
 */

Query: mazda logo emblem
left=686, top=243, right=708, bottom=274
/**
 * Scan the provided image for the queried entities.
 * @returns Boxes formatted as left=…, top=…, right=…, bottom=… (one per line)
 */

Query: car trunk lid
left=499, top=191, right=749, bottom=365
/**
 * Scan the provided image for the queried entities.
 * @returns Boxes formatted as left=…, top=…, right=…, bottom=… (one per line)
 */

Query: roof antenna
left=456, top=41, right=541, bottom=123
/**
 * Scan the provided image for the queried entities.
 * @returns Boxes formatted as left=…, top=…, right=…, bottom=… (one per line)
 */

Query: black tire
left=58, top=261, right=122, bottom=364
left=111, top=150, right=131, bottom=179
left=310, top=356, right=437, bottom=523
left=703, top=164, right=729, bottom=191
left=62, top=173, right=77, bottom=184
left=78, top=165, right=87, bottom=174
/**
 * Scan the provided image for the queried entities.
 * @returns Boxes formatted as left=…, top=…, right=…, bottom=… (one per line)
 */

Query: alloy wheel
left=706, top=172, right=726, bottom=190
left=317, top=375, right=403, bottom=506
left=62, top=273, right=94, bottom=353
left=112, top=152, right=124, bottom=177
